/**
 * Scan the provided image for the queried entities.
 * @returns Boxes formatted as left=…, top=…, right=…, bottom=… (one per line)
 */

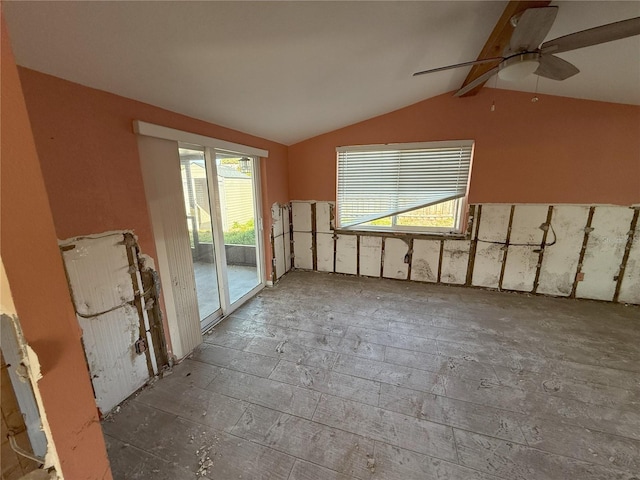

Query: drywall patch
left=537, top=205, right=590, bottom=297
left=292, top=201, right=313, bottom=232
left=441, top=240, right=470, bottom=285
left=472, top=205, right=510, bottom=288
left=293, top=232, right=313, bottom=270
left=382, top=238, right=409, bottom=280
left=410, top=239, right=440, bottom=283
left=316, top=233, right=335, bottom=272
left=502, top=205, right=548, bottom=292
left=335, top=234, right=357, bottom=275
left=315, top=202, right=334, bottom=233
left=576, top=206, right=634, bottom=301
left=359, top=236, right=382, bottom=277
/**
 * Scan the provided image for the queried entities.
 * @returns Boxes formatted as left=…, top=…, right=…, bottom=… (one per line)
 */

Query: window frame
left=335, top=140, right=473, bottom=236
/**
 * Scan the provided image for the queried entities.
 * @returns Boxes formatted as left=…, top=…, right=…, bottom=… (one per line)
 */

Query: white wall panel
left=61, top=233, right=148, bottom=414
left=472, top=243, right=504, bottom=288
left=316, top=202, right=334, bottom=233
left=360, top=236, right=382, bottom=277
left=472, top=205, right=511, bottom=288
left=283, top=205, right=291, bottom=234
left=502, top=246, right=539, bottom=292
left=576, top=206, right=634, bottom=301
left=441, top=240, right=470, bottom=285
left=618, top=216, right=640, bottom=304
left=271, top=203, right=284, bottom=237
left=335, top=235, right=357, bottom=275
left=502, top=205, right=548, bottom=292
left=382, top=238, right=409, bottom=280
left=292, top=201, right=313, bottom=232
left=293, top=232, right=313, bottom=270
left=537, top=206, right=589, bottom=297
left=274, top=234, right=286, bottom=279
left=138, top=135, right=202, bottom=359
left=410, top=239, right=440, bottom=283
left=316, top=233, right=335, bottom=273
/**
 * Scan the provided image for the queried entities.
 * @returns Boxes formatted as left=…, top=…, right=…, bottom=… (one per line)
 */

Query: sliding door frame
left=135, top=121, right=268, bottom=355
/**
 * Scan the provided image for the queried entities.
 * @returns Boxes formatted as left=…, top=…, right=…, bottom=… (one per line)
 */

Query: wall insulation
left=274, top=201, right=640, bottom=305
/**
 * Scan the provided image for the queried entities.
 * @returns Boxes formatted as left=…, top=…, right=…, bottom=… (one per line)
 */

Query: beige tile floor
left=103, top=271, right=640, bottom=480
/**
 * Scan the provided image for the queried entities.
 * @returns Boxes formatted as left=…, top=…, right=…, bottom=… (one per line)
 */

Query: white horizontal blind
left=337, top=141, right=473, bottom=228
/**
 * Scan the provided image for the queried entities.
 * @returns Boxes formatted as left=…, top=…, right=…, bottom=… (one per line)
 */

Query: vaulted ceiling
left=5, top=1, right=639, bottom=145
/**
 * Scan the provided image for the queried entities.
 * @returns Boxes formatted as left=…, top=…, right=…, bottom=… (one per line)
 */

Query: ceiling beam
left=458, top=0, right=551, bottom=97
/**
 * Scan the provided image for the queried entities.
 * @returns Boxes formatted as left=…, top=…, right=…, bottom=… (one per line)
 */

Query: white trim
left=336, top=140, right=474, bottom=153
left=134, top=120, right=269, bottom=158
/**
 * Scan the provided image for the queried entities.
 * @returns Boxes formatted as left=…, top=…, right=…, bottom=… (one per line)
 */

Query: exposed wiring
left=7, top=432, right=45, bottom=465
left=475, top=223, right=556, bottom=248
left=75, top=285, right=154, bottom=319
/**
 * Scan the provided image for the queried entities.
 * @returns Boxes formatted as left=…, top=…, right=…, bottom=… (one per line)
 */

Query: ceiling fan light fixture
left=498, top=53, right=540, bottom=82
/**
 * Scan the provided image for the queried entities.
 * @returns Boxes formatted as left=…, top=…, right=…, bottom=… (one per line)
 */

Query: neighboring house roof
left=189, top=161, right=250, bottom=180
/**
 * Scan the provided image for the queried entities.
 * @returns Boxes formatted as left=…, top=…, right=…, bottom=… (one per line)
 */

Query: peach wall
left=288, top=89, right=640, bottom=205
left=1, top=15, right=112, bottom=480
left=17, top=67, right=289, bottom=283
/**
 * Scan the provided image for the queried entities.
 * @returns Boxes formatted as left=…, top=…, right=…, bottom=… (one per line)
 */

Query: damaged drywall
left=1, top=261, right=62, bottom=478
left=59, top=231, right=166, bottom=415
left=271, top=203, right=293, bottom=281
left=282, top=201, right=640, bottom=305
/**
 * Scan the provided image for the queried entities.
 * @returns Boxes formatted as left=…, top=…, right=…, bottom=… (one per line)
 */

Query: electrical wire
left=475, top=222, right=556, bottom=247
left=7, top=432, right=45, bottom=465
left=75, top=285, right=154, bottom=319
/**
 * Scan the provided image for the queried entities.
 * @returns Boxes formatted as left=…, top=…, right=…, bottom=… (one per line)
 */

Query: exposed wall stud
left=356, top=235, right=360, bottom=276
left=532, top=205, right=554, bottom=294
left=465, top=204, right=480, bottom=286
left=497, top=205, right=515, bottom=290
left=571, top=206, right=596, bottom=298
left=311, top=202, right=318, bottom=271
left=379, top=237, right=386, bottom=279
left=405, top=238, right=414, bottom=281
left=613, top=207, right=639, bottom=303
left=437, top=240, right=444, bottom=283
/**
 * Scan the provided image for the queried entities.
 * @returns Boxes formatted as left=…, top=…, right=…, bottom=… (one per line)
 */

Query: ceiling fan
left=413, top=7, right=640, bottom=97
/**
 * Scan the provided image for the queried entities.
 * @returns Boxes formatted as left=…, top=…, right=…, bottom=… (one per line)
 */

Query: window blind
left=336, top=141, right=473, bottom=228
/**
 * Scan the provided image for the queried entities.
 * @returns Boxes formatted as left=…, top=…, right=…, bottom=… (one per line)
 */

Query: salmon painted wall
left=17, top=67, right=289, bottom=284
left=1, top=15, right=112, bottom=480
left=288, top=89, right=640, bottom=205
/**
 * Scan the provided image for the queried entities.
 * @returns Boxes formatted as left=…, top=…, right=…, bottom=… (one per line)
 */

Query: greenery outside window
left=336, top=141, right=474, bottom=234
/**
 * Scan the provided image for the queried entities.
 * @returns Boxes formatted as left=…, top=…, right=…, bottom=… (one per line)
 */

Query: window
left=336, top=140, right=473, bottom=234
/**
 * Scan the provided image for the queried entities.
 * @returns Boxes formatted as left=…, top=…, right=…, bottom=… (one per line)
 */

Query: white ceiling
left=5, top=1, right=640, bottom=145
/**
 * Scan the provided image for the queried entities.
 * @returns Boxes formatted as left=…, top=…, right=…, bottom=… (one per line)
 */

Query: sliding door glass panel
left=215, top=152, right=260, bottom=304
left=179, top=147, right=221, bottom=326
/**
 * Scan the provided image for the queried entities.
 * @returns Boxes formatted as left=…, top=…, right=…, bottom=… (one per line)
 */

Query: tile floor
left=103, top=271, right=640, bottom=480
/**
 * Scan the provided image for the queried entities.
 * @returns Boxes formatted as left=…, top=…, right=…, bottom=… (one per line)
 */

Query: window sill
left=333, top=228, right=469, bottom=241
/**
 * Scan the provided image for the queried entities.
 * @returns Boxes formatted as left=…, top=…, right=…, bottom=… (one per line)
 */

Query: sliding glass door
left=178, top=145, right=264, bottom=331
left=215, top=151, right=261, bottom=304
left=179, top=147, right=222, bottom=330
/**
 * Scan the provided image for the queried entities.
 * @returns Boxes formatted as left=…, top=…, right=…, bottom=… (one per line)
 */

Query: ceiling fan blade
left=413, top=57, right=503, bottom=77
left=541, top=17, right=640, bottom=55
left=509, top=6, right=558, bottom=52
left=535, top=54, right=580, bottom=80
left=454, top=66, right=500, bottom=97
